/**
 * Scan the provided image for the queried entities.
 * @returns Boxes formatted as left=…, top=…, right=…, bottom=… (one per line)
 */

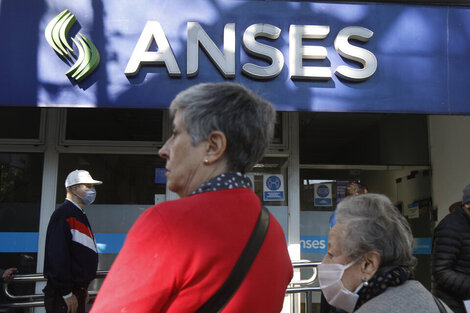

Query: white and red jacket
left=44, top=199, right=98, bottom=295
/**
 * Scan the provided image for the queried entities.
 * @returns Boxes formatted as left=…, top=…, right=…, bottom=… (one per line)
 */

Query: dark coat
left=432, top=206, right=470, bottom=313
left=43, top=200, right=98, bottom=295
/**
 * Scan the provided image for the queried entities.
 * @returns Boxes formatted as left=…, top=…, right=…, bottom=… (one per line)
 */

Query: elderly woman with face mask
left=319, top=193, right=452, bottom=313
left=90, top=82, right=293, bottom=313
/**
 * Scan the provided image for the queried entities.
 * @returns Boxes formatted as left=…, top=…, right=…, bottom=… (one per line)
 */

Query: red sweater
left=90, top=188, right=293, bottom=313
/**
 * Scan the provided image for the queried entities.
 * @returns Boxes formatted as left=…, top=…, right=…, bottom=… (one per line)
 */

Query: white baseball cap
left=65, top=170, right=103, bottom=188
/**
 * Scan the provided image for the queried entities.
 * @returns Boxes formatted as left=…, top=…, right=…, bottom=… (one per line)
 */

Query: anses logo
left=45, top=9, right=100, bottom=83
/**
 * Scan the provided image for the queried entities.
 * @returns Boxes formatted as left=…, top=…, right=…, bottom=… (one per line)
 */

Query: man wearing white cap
left=43, top=170, right=102, bottom=313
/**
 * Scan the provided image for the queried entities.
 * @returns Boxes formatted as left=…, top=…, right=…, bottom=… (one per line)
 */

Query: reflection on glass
left=0, top=108, right=41, bottom=139
left=57, top=154, right=167, bottom=274
left=65, top=109, right=164, bottom=142
left=0, top=152, right=43, bottom=295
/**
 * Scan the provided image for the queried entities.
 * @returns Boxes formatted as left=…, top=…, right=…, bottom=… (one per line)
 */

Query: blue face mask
left=81, top=187, right=96, bottom=205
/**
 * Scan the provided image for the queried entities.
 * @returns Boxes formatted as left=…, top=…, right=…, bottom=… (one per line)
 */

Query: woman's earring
left=204, top=159, right=209, bottom=164
left=363, top=277, right=369, bottom=286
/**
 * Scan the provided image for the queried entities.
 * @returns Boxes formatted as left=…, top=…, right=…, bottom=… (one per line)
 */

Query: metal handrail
left=286, top=261, right=321, bottom=313
left=1, top=264, right=321, bottom=311
left=288, top=261, right=320, bottom=289
left=0, top=271, right=108, bottom=309
left=3, top=273, right=46, bottom=301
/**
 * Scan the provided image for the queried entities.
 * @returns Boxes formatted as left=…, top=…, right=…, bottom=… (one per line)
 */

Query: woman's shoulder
left=156, top=188, right=256, bottom=209
left=140, top=187, right=259, bottom=222
left=356, top=280, right=447, bottom=313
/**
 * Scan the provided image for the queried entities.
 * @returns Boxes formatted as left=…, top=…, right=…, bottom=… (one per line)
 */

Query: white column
left=35, top=108, right=61, bottom=313
left=283, top=111, right=301, bottom=313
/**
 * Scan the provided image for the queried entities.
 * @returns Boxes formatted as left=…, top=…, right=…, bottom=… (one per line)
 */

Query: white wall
left=428, top=115, right=470, bottom=222
left=361, top=169, right=410, bottom=204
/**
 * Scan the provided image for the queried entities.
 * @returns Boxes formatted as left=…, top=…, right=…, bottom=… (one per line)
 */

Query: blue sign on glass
left=264, top=175, right=285, bottom=201
left=266, top=176, right=282, bottom=190
left=315, top=198, right=332, bottom=206
left=316, top=184, right=330, bottom=197
left=315, top=184, right=332, bottom=206
left=265, top=191, right=285, bottom=201
left=413, top=237, right=432, bottom=255
left=155, top=168, right=166, bottom=184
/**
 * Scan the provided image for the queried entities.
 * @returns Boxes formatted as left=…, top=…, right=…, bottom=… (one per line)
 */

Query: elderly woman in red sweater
left=90, top=82, right=293, bottom=313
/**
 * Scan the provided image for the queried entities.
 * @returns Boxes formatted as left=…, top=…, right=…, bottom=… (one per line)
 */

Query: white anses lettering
left=334, top=26, right=377, bottom=82
left=125, top=21, right=181, bottom=77
left=289, top=25, right=331, bottom=80
left=242, top=24, right=284, bottom=79
left=187, top=22, right=235, bottom=78
left=301, top=239, right=327, bottom=250
left=125, top=22, right=377, bottom=82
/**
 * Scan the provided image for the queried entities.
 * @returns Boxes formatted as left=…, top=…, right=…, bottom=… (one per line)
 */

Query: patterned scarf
left=191, top=172, right=252, bottom=195
left=354, top=266, right=413, bottom=311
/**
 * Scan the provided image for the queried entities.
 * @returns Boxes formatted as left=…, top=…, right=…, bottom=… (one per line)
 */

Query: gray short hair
left=335, top=193, right=416, bottom=270
left=170, top=82, right=276, bottom=173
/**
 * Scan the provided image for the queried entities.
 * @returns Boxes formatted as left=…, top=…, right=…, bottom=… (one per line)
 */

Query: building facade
left=1, top=0, right=470, bottom=312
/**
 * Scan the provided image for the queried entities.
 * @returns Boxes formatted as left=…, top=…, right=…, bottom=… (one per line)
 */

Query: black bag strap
left=433, top=295, right=447, bottom=313
left=195, top=206, right=270, bottom=313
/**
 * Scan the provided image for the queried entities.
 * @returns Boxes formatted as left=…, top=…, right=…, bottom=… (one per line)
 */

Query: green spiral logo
left=45, top=9, right=100, bottom=83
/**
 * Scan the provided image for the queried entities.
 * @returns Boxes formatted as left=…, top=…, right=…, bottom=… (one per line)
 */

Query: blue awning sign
left=2, top=0, right=470, bottom=114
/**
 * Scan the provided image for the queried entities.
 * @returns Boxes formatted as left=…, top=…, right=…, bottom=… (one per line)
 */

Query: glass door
left=248, top=156, right=289, bottom=238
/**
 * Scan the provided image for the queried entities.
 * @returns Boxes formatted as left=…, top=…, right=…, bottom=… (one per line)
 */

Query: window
left=299, top=112, right=429, bottom=165
left=0, top=108, right=42, bottom=141
left=0, top=152, right=43, bottom=290
left=57, top=154, right=167, bottom=204
left=268, top=112, right=289, bottom=152
left=57, top=153, right=167, bottom=272
left=64, top=108, right=165, bottom=142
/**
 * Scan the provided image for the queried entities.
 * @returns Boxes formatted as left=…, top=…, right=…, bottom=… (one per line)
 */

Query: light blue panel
left=0, top=232, right=38, bottom=253
left=266, top=206, right=288, bottom=236
left=155, top=168, right=167, bottom=184
left=0, top=232, right=127, bottom=254
left=95, top=233, right=127, bottom=254
left=413, top=237, right=432, bottom=255
left=300, top=211, right=332, bottom=261
left=300, top=211, right=331, bottom=238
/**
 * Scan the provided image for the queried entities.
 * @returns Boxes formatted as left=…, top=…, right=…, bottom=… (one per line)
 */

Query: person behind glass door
left=346, top=182, right=365, bottom=197
left=447, top=201, right=461, bottom=214
left=432, top=184, right=470, bottom=313
left=43, top=170, right=102, bottom=313
left=329, top=182, right=366, bottom=229
left=319, top=193, right=452, bottom=313
left=90, top=82, right=293, bottom=313
left=1, top=267, right=17, bottom=282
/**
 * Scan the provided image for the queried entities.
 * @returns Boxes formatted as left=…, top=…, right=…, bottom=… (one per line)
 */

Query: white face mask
left=81, top=187, right=96, bottom=205
left=73, top=186, right=97, bottom=206
left=317, top=261, right=363, bottom=313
